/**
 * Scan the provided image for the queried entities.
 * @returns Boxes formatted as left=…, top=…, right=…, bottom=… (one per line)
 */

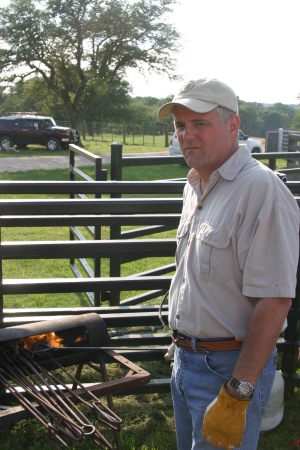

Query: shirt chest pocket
left=192, top=224, right=232, bottom=284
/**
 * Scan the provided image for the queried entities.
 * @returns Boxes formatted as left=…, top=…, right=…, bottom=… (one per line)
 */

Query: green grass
left=0, top=373, right=298, bottom=449
left=0, top=135, right=169, bottom=158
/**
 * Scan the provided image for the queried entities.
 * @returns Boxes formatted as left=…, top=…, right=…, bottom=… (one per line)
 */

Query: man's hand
left=202, top=384, right=251, bottom=449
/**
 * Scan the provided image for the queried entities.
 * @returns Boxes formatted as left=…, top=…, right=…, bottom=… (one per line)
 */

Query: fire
left=21, top=332, right=64, bottom=350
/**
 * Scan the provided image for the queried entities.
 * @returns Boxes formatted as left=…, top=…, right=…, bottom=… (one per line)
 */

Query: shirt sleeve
left=241, top=182, right=299, bottom=299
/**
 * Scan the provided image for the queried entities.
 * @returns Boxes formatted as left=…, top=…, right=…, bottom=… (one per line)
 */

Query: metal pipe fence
left=57, top=121, right=173, bottom=147
left=0, top=148, right=299, bottom=392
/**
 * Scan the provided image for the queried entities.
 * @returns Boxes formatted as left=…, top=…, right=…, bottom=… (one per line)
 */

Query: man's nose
left=182, top=125, right=196, bottom=141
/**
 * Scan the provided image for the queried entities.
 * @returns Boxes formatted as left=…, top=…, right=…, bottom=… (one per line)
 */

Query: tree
left=0, top=0, right=180, bottom=129
left=84, top=76, right=132, bottom=123
left=260, top=110, right=294, bottom=136
left=126, top=95, right=174, bottom=126
left=239, top=103, right=264, bottom=137
left=0, top=78, right=69, bottom=119
left=291, top=109, right=300, bottom=131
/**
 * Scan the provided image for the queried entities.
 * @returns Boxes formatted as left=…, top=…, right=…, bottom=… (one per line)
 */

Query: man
left=158, top=78, right=299, bottom=450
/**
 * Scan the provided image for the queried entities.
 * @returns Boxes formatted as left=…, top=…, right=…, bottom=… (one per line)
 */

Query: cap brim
left=158, top=98, right=218, bottom=119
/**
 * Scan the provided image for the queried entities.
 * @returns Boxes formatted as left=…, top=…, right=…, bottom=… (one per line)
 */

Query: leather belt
left=172, top=332, right=243, bottom=354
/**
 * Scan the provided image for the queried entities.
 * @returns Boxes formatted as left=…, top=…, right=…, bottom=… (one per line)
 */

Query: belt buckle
left=172, top=332, right=180, bottom=347
left=173, top=337, right=179, bottom=346
left=172, top=332, right=187, bottom=348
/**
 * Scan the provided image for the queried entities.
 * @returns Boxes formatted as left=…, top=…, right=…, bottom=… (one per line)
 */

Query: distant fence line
left=57, top=120, right=174, bottom=147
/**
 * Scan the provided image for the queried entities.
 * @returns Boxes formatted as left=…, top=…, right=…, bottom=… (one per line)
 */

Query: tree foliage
left=239, top=103, right=264, bottom=137
left=0, top=76, right=299, bottom=137
left=238, top=100, right=298, bottom=136
left=0, top=0, right=179, bottom=128
left=291, top=109, right=300, bottom=131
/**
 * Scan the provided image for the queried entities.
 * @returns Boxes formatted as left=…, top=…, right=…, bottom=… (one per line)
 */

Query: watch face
left=238, top=382, right=253, bottom=396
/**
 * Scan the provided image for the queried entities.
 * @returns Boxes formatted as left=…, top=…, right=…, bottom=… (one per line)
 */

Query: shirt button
left=176, top=314, right=180, bottom=319
left=182, top=277, right=185, bottom=283
left=198, top=205, right=202, bottom=210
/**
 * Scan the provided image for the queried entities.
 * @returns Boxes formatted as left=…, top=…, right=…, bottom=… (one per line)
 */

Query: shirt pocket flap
left=196, top=224, right=230, bottom=249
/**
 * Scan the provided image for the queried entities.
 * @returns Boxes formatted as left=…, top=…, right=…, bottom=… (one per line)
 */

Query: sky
left=126, top=0, right=300, bottom=105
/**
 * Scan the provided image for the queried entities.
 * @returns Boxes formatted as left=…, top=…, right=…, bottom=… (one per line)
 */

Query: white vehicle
left=169, top=130, right=263, bottom=155
left=238, top=130, right=263, bottom=153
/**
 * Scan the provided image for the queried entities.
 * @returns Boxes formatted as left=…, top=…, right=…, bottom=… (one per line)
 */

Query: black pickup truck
left=0, top=112, right=80, bottom=151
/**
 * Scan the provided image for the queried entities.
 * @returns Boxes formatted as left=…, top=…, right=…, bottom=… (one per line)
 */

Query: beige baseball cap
left=158, top=77, right=238, bottom=118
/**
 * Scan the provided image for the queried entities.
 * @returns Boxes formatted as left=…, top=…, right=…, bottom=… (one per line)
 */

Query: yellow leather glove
left=202, top=384, right=251, bottom=449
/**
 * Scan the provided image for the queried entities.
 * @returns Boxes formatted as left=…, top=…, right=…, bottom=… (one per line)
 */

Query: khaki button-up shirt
left=169, top=146, right=299, bottom=340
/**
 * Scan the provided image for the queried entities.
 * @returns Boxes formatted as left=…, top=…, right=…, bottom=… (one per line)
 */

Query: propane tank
left=260, top=370, right=284, bottom=432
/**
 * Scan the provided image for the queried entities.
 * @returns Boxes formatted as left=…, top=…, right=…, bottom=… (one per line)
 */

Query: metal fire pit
left=0, top=313, right=151, bottom=449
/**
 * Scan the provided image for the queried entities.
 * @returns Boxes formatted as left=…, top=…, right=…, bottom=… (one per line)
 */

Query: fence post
left=123, top=122, right=126, bottom=145
left=92, top=122, right=95, bottom=141
left=0, top=228, right=3, bottom=322
left=0, top=231, right=5, bottom=392
left=69, top=148, right=75, bottom=271
left=282, top=253, right=300, bottom=396
left=269, top=158, right=276, bottom=171
left=94, top=158, right=108, bottom=306
left=278, top=128, right=283, bottom=153
left=109, top=142, right=123, bottom=305
left=111, top=142, right=123, bottom=182
left=82, top=120, right=86, bottom=140
left=165, top=123, right=169, bottom=147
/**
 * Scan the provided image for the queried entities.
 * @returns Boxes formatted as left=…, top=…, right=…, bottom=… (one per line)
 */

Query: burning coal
left=20, top=332, right=64, bottom=351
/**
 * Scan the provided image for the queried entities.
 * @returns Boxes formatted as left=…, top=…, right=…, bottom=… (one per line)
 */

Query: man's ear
left=228, top=114, right=240, bottom=138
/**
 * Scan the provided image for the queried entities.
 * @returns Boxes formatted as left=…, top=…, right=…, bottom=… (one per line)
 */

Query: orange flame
left=21, top=332, right=64, bottom=350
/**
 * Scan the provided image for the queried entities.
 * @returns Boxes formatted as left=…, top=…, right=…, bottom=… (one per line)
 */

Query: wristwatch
left=227, top=376, right=254, bottom=398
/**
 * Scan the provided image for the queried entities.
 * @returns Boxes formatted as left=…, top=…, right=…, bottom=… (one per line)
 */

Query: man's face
left=173, top=106, right=239, bottom=177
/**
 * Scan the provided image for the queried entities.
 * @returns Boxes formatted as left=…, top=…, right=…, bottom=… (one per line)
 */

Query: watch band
left=228, top=376, right=241, bottom=389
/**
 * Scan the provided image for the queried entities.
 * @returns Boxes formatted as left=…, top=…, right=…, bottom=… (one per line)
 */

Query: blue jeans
left=171, top=345, right=277, bottom=450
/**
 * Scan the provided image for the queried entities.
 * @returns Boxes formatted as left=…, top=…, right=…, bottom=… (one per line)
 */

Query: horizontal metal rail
left=253, top=151, right=300, bottom=160
left=70, top=144, right=103, bottom=163
left=120, top=225, right=176, bottom=239
left=0, top=198, right=183, bottom=215
left=0, top=276, right=172, bottom=295
left=0, top=214, right=181, bottom=228
left=119, top=290, right=167, bottom=306
left=0, top=310, right=170, bottom=328
left=284, top=182, right=300, bottom=194
left=118, top=152, right=300, bottom=170
left=0, top=180, right=185, bottom=195
left=0, top=239, right=176, bottom=259
left=122, top=155, right=186, bottom=166
left=2, top=305, right=168, bottom=317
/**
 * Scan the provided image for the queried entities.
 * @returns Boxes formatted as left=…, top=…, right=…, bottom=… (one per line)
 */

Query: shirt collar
left=217, top=145, right=252, bottom=180
left=187, top=145, right=251, bottom=186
